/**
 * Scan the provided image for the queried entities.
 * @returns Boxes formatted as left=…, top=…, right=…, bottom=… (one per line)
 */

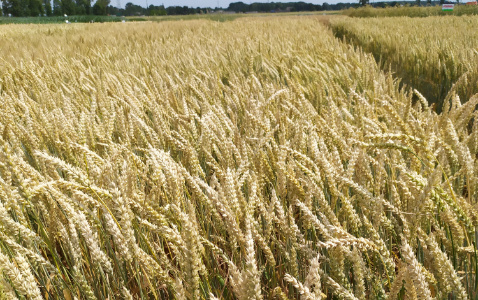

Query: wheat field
left=331, top=16, right=478, bottom=110
left=1, top=17, right=478, bottom=299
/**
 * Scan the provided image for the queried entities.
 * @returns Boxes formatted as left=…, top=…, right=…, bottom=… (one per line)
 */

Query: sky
left=125, top=0, right=332, bottom=9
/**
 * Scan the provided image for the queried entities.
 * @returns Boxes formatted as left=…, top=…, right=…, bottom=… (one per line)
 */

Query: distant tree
left=165, top=5, right=193, bottom=15
left=2, top=0, right=29, bottom=16
left=2, top=0, right=16, bottom=16
left=75, top=0, right=90, bottom=14
left=227, top=1, right=247, bottom=12
left=28, top=0, right=43, bottom=15
left=44, top=0, right=52, bottom=15
left=107, top=4, right=118, bottom=14
left=61, top=0, right=75, bottom=14
left=52, top=0, right=61, bottom=14
left=148, top=4, right=166, bottom=15
left=74, top=0, right=84, bottom=13
left=1, top=0, right=10, bottom=15
left=124, top=2, right=143, bottom=15
left=92, top=0, right=109, bottom=14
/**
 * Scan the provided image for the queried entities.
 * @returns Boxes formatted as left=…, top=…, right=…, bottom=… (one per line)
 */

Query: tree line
left=1, top=0, right=109, bottom=16
left=110, top=2, right=360, bottom=17
left=227, top=1, right=322, bottom=12
left=106, top=4, right=204, bottom=17
left=0, top=1, right=368, bottom=18
left=108, top=1, right=468, bottom=16
left=1, top=0, right=465, bottom=18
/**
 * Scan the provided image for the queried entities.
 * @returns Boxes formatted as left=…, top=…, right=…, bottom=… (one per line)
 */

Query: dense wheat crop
left=1, top=17, right=478, bottom=299
left=332, top=16, right=478, bottom=110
